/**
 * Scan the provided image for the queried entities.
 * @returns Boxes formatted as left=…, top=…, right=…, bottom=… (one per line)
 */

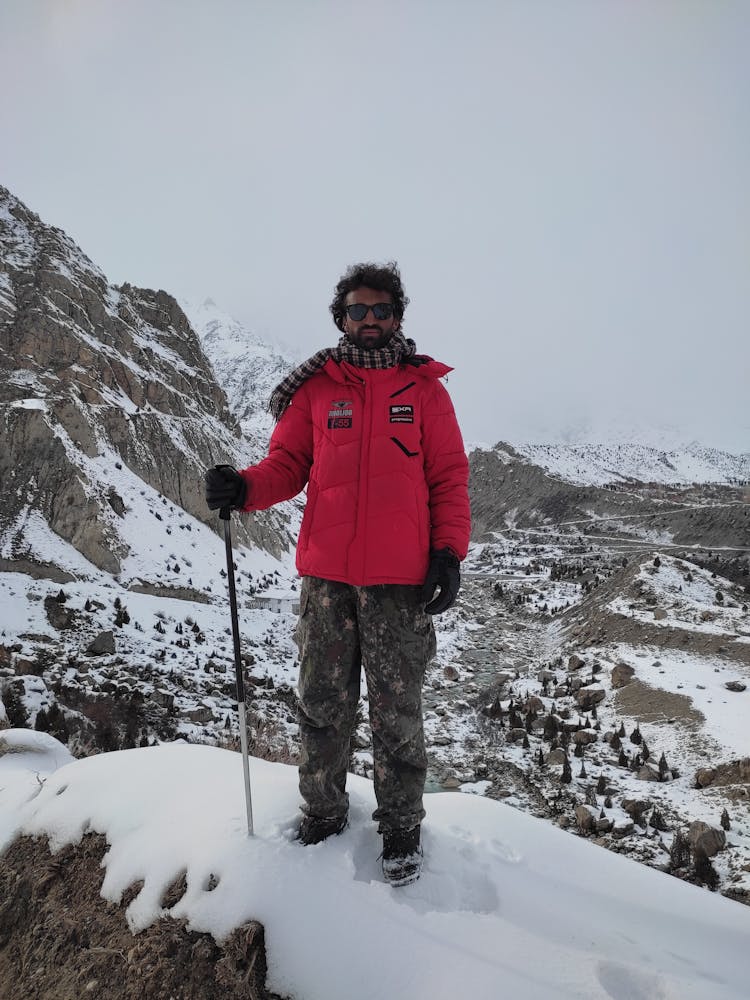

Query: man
left=205, top=262, right=470, bottom=886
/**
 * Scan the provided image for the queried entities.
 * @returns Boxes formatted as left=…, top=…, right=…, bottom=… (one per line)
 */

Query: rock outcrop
left=0, top=186, right=293, bottom=578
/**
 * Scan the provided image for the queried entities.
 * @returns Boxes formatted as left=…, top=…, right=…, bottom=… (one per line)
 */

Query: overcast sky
left=2, top=0, right=748, bottom=451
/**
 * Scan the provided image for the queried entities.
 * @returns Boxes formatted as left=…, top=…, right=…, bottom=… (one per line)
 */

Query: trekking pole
left=220, top=506, right=254, bottom=836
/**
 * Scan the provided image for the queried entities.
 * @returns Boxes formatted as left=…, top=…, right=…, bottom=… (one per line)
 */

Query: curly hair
left=329, top=261, right=410, bottom=332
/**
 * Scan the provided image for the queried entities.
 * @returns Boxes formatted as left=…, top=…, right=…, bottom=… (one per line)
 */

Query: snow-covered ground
left=607, top=558, right=750, bottom=640
left=1, top=732, right=749, bottom=1000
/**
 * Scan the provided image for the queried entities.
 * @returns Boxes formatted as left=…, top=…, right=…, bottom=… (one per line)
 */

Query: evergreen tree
left=94, top=720, right=120, bottom=752
left=2, top=685, right=29, bottom=728
left=650, top=808, right=669, bottom=833
left=669, top=829, right=691, bottom=870
left=47, top=703, right=69, bottom=743
left=543, top=714, right=558, bottom=741
left=561, top=756, right=572, bottom=784
left=34, top=707, right=50, bottom=732
left=693, top=852, right=720, bottom=891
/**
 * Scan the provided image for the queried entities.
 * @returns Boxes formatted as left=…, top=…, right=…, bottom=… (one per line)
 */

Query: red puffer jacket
left=240, top=357, right=471, bottom=586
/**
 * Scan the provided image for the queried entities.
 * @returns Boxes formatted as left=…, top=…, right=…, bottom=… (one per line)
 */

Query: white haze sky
left=1, top=0, right=748, bottom=452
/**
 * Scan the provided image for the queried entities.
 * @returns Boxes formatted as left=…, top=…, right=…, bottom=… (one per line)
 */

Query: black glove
left=421, top=548, right=460, bottom=615
left=205, top=465, right=247, bottom=511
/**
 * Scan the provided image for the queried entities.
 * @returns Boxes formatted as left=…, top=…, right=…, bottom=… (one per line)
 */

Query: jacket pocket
left=391, top=436, right=419, bottom=458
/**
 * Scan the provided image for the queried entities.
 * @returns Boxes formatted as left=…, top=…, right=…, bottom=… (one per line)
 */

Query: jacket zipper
left=357, top=375, right=372, bottom=582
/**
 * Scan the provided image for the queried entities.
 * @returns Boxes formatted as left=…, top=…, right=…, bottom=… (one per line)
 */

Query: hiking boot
left=296, top=814, right=348, bottom=845
left=381, top=825, right=423, bottom=886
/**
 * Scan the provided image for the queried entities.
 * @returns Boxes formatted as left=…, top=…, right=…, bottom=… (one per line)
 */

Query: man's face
left=342, top=286, right=399, bottom=350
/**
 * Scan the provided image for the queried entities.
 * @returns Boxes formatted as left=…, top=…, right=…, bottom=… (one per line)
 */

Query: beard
left=346, top=327, right=395, bottom=350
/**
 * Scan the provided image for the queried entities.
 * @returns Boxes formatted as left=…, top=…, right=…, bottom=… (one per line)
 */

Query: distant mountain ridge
left=181, top=297, right=297, bottom=457
left=507, top=440, right=750, bottom=487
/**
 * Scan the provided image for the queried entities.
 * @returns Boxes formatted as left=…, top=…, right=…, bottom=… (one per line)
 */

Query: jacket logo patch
left=389, top=404, right=414, bottom=424
left=328, top=400, right=353, bottom=429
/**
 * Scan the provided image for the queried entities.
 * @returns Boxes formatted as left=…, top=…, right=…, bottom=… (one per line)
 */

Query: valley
left=2, top=182, right=749, bottom=914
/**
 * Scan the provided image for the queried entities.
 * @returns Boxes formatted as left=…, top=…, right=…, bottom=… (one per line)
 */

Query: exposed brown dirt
left=612, top=677, right=705, bottom=729
left=0, top=834, right=289, bottom=1000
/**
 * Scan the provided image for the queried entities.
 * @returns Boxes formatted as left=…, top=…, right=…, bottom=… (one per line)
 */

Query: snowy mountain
left=0, top=185, right=295, bottom=584
left=182, top=297, right=298, bottom=457
left=512, top=439, right=750, bottom=487
left=1, top=185, right=749, bottom=999
left=469, top=442, right=750, bottom=551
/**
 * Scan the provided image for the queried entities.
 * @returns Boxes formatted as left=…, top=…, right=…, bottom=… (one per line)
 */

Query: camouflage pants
left=294, top=576, right=436, bottom=832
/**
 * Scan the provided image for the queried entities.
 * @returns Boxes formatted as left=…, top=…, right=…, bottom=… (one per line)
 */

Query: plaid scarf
left=268, top=331, right=423, bottom=421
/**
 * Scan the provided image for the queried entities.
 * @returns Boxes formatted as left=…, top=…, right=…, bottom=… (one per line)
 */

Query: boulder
left=44, top=595, right=78, bottom=630
left=653, top=608, right=668, bottom=621
left=151, top=689, right=175, bottom=710
left=547, top=748, right=567, bottom=766
left=84, top=631, right=116, bottom=656
left=523, top=695, right=545, bottom=714
left=443, top=665, right=460, bottom=682
left=184, top=705, right=214, bottom=725
left=441, top=771, right=462, bottom=789
left=695, top=767, right=716, bottom=788
left=688, top=821, right=726, bottom=859
left=567, top=654, right=586, bottom=672
left=575, top=805, right=596, bottom=834
left=507, top=728, right=528, bottom=744
left=696, top=758, right=750, bottom=788
left=636, top=765, right=660, bottom=782
left=622, top=798, right=651, bottom=825
left=572, top=730, right=598, bottom=746
left=725, top=681, right=746, bottom=693
left=612, top=820, right=635, bottom=839
left=611, top=663, right=635, bottom=689
left=575, top=687, right=606, bottom=712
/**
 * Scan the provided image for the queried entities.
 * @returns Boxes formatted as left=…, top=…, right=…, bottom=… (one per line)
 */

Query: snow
left=1, top=508, right=108, bottom=579
left=607, top=558, right=749, bottom=639
left=508, top=442, right=750, bottom=486
left=611, top=643, right=749, bottom=759
left=8, top=397, right=46, bottom=411
left=182, top=296, right=298, bottom=451
left=1, top=737, right=748, bottom=999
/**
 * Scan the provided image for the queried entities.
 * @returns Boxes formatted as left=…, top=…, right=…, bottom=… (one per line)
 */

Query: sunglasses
left=345, top=302, right=395, bottom=322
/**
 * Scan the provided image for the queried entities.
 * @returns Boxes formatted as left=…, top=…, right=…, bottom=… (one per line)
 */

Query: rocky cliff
left=0, top=186, right=294, bottom=582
